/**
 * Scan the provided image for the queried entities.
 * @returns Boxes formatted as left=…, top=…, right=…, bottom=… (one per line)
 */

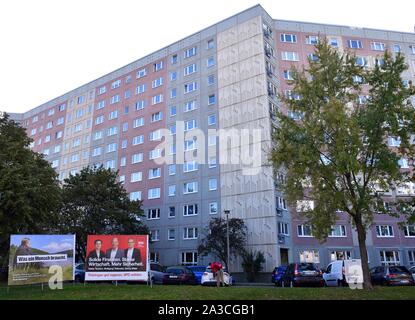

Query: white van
left=323, top=259, right=363, bottom=287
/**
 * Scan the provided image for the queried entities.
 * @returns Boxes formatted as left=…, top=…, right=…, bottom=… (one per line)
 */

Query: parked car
left=74, top=263, right=85, bottom=283
left=186, top=266, right=207, bottom=284
left=272, top=265, right=287, bottom=286
left=323, top=259, right=363, bottom=287
left=201, top=266, right=232, bottom=286
left=150, top=262, right=167, bottom=284
left=163, top=266, right=197, bottom=285
left=370, top=266, right=414, bottom=286
left=409, top=266, right=415, bottom=281
left=280, top=263, right=324, bottom=287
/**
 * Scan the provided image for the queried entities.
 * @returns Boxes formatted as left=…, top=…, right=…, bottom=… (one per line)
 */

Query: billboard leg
left=41, top=283, right=44, bottom=291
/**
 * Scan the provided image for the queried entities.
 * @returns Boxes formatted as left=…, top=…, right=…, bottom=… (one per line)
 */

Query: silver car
left=149, top=262, right=167, bottom=284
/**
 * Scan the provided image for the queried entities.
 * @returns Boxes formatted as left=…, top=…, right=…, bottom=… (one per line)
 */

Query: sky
left=10, top=235, right=75, bottom=253
left=1, top=0, right=415, bottom=114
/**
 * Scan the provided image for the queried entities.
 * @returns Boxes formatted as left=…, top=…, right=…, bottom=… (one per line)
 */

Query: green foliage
left=197, top=217, right=247, bottom=270
left=271, top=39, right=415, bottom=288
left=0, top=113, right=61, bottom=265
left=57, top=166, right=148, bottom=260
left=241, top=250, right=266, bottom=282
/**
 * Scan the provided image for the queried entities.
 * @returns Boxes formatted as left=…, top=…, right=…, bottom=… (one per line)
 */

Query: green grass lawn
left=0, top=283, right=414, bottom=300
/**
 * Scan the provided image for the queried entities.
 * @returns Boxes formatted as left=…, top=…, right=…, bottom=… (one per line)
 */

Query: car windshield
left=190, top=267, right=206, bottom=273
left=389, top=266, right=409, bottom=274
left=278, top=266, right=287, bottom=272
left=297, top=263, right=317, bottom=271
left=166, top=268, right=184, bottom=274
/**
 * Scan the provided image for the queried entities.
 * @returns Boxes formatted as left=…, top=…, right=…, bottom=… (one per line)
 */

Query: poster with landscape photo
left=8, top=235, right=75, bottom=286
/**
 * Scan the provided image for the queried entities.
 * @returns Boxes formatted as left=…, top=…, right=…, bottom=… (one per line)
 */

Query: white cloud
left=42, top=242, right=73, bottom=253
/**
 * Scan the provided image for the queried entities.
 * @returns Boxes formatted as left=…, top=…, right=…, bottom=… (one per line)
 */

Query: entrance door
left=280, top=248, right=289, bottom=265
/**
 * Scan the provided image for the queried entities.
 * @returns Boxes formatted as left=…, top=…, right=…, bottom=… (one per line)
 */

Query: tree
left=241, top=250, right=265, bottom=282
left=57, top=166, right=149, bottom=260
left=198, top=217, right=247, bottom=271
left=0, top=113, right=61, bottom=264
left=271, top=40, right=415, bottom=289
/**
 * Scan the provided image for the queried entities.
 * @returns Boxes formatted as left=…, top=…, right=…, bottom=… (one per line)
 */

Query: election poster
left=8, top=235, right=75, bottom=286
left=85, top=235, right=149, bottom=281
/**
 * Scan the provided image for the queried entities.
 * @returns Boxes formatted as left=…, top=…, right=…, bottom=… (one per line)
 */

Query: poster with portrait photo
left=85, top=235, right=149, bottom=281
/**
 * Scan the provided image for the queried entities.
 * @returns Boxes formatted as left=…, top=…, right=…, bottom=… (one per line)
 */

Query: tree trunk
left=355, top=216, right=373, bottom=290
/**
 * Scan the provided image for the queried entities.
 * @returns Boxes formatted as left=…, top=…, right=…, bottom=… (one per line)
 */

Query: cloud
left=42, top=242, right=73, bottom=253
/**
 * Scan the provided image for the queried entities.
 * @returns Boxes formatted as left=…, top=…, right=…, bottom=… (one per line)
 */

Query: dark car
left=370, top=266, right=414, bottom=286
left=74, top=263, right=85, bottom=283
left=272, top=265, right=287, bottom=286
left=163, top=266, right=197, bottom=285
left=186, top=266, right=207, bottom=284
left=280, top=263, right=324, bottom=287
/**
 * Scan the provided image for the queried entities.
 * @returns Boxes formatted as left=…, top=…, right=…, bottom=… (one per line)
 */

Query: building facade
left=8, top=4, right=415, bottom=272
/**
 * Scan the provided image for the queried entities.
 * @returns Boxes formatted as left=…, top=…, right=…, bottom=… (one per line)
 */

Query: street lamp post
left=224, top=210, right=230, bottom=274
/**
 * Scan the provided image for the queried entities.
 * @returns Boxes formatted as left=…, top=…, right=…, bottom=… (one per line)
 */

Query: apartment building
left=8, top=4, right=415, bottom=272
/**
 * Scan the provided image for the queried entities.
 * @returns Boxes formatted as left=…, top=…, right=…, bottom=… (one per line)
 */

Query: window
left=169, top=206, right=176, bottom=218
left=283, top=70, right=294, bottom=80
left=348, top=40, right=363, bottom=49
left=183, top=204, right=198, bottom=216
left=120, top=157, right=126, bottom=167
left=119, top=175, right=125, bottom=184
left=152, top=94, right=163, bottom=105
left=168, top=164, right=176, bottom=175
left=56, top=131, right=63, bottom=139
left=398, top=158, right=409, bottom=169
left=168, top=229, right=176, bottom=241
left=183, top=227, right=198, bottom=240
left=184, top=47, right=197, bottom=58
left=329, top=38, right=339, bottom=48
left=208, top=114, right=216, bottom=126
left=169, top=106, right=177, bottom=117
left=207, top=57, right=215, bottom=68
left=95, top=115, right=104, bottom=125
left=59, top=104, right=66, bottom=111
left=96, top=100, right=105, bottom=110
left=72, top=138, right=81, bottom=147
left=170, top=72, right=177, bottom=81
left=208, top=157, right=217, bottom=168
left=184, top=100, right=197, bottom=112
left=184, top=64, right=197, bottom=76
left=409, top=251, right=415, bottom=265
left=181, top=252, right=198, bottom=265
left=208, top=135, right=216, bottom=146
left=171, top=54, right=178, bottom=64
left=98, top=86, right=106, bottom=95
left=51, top=159, right=59, bottom=168
left=209, top=178, right=217, bottom=191
left=149, top=129, right=162, bottom=141
left=71, top=153, right=79, bottom=163
left=184, top=181, right=198, bottom=194
left=149, top=168, right=161, bottom=179
left=57, top=117, right=64, bottom=125
left=281, top=51, right=299, bottom=61
left=207, top=74, right=215, bottom=86
left=152, top=77, right=163, bottom=88
left=107, top=126, right=118, bottom=136
left=151, top=230, right=160, bottom=242
left=306, top=35, right=318, bottom=45
left=329, top=225, right=346, bottom=237
left=277, top=197, right=287, bottom=210
left=299, top=250, right=320, bottom=263
left=393, top=44, right=401, bottom=53
left=380, top=250, right=400, bottom=266
left=53, top=145, right=61, bottom=153
left=46, top=121, right=53, bottom=129
left=151, top=112, right=163, bottom=122
left=150, top=252, right=159, bottom=263
left=278, top=222, right=290, bottom=236
left=93, top=131, right=102, bottom=141
left=111, top=79, right=121, bottom=89
left=404, top=225, right=415, bottom=237
left=410, top=45, right=415, bottom=54
left=371, top=42, right=385, bottom=51
left=130, top=191, right=142, bottom=201
left=133, top=117, right=144, bottom=128
left=135, top=100, right=145, bottom=110
left=184, top=119, right=197, bottom=131
left=308, top=53, right=318, bottom=62
left=77, top=96, right=85, bottom=104
left=136, top=68, right=147, bottom=78
left=183, top=161, right=198, bottom=173
left=148, top=208, right=160, bottom=220
left=105, top=160, right=115, bottom=169
left=108, top=110, right=118, bottom=120
left=132, top=153, right=143, bottom=164
left=153, top=61, right=163, bottom=72
left=125, top=75, right=131, bottom=84
left=355, top=57, right=367, bottom=67
left=184, top=82, right=198, bottom=93
left=297, top=225, right=313, bottom=237
left=168, top=185, right=176, bottom=197
left=330, top=251, right=351, bottom=262
left=74, top=123, right=82, bottom=133
left=148, top=188, right=161, bottom=200
left=376, top=225, right=394, bottom=237
left=131, top=172, right=142, bottom=183
left=207, top=39, right=214, bottom=50
left=110, top=95, right=120, bottom=104
left=132, top=135, right=144, bottom=145
left=280, top=34, right=297, bottom=43
left=136, top=84, right=146, bottom=95
left=184, top=138, right=197, bottom=151
left=209, top=202, right=218, bottom=214
left=170, top=88, right=177, bottom=99
left=149, top=149, right=161, bottom=160
left=208, top=94, right=216, bottom=105
left=48, top=108, right=55, bottom=116
left=388, top=136, right=401, bottom=147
